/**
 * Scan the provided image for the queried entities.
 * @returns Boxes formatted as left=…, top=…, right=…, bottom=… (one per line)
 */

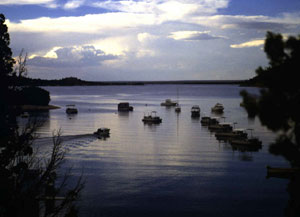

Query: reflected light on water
left=32, top=85, right=290, bottom=217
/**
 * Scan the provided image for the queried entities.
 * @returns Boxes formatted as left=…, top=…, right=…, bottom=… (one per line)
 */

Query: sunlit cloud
left=230, top=39, right=264, bottom=48
left=0, top=0, right=55, bottom=5
left=29, top=45, right=117, bottom=67
left=137, top=32, right=158, bottom=43
left=43, top=46, right=63, bottom=58
left=169, top=30, right=225, bottom=41
left=3, top=0, right=300, bottom=80
left=7, top=13, right=157, bottom=33
left=63, top=0, right=85, bottom=10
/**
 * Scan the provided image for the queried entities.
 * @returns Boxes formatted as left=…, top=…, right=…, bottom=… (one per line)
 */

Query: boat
left=231, top=143, right=261, bottom=152
left=211, top=103, right=224, bottom=113
left=93, top=128, right=110, bottom=138
left=230, top=137, right=262, bottom=147
left=266, top=166, right=300, bottom=179
left=142, top=111, right=162, bottom=124
left=215, top=128, right=248, bottom=141
left=191, top=105, right=200, bottom=117
left=174, top=88, right=181, bottom=113
left=175, top=105, right=181, bottom=113
left=208, top=122, right=233, bottom=132
left=21, top=112, right=29, bottom=118
left=161, top=99, right=178, bottom=107
left=201, top=116, right=219, bottom=126
left=66, top=105, right=78, bottom=114
left=118, top=102, right=133, bottom=112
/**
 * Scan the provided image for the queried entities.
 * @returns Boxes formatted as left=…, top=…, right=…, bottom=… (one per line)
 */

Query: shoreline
left=19, top=104, right=60, bottom=111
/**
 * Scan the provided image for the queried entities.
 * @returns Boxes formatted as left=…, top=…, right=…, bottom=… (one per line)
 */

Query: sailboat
left=175, top=87, right=181, bottom=113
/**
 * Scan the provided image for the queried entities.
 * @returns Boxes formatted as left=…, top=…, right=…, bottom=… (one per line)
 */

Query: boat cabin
left=118, top=102, right=134, bottom=112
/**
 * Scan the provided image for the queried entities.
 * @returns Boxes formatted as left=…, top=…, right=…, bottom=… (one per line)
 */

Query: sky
left=1, top=0, right=300, bottom=81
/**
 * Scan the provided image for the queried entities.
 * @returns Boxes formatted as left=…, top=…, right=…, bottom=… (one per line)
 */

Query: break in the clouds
left=2, top=0, right=300, bottom=80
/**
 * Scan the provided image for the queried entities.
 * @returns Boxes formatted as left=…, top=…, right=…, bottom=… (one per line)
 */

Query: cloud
left=0, top=0, right=54, bottom=5
left=230, top=39, right=264, bottom=48
left=189, top=14, right=300, bottom=31
left=28, top=45, right=117, bottom=67
left=137, top=32, right=158, bottom=43
left=92, top=0, right=229, bottom=15
left=7, top=13, right=157, bottom=33
left=63, top=0, right=85, bottom=10
left=169, top=31, right=225, bottom=41
left=0, top=0, right=57, bottom=8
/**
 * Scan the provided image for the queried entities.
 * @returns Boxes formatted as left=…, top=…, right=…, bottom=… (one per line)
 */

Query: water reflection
left=37, top=85, right=288, bottom=217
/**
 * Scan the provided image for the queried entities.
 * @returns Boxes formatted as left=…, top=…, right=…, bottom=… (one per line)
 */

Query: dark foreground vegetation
left=0, top=14, right=83, bottom=217
left=241, top=31, right=300, bottom=217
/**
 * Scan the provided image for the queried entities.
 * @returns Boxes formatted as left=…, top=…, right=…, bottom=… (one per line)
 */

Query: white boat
left=94, top=128, right=110, bottom=138
left=142, top=111, right=162, bottom=124
left=191, top=105, right=200, bottom=117
left=211, top=103, right=224, bottom=113
left=66, top=105, right=78, bottom=114
left=161, top=99, right=178, bottom=107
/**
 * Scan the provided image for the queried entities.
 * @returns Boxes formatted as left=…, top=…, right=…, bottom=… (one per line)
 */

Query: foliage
left=240, top=31, right=300, bottom=217
left=0, top=13, right=84, bottom=217
left=0, top=14, right=15, bottom=83
left=241, top=31, right=300, bottom=165
left=19, top=86, right=51, bottom=106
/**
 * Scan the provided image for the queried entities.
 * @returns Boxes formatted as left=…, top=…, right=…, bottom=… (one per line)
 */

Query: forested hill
left=10, top=76, right=245, bottom=86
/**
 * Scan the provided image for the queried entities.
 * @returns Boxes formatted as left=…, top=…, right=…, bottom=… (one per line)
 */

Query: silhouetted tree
left=240, top=31, right=300, bottom=217
left=0, top=14, right=15, bottom=86
left=0, top=13, right=84, bottom=217
left=13, top=48, right=28, bottom=78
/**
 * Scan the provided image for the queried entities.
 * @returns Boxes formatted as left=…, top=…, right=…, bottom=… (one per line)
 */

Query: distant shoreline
left=11, top=76, right=246, bottom=86
left=19, top=104, right=60, bottom=111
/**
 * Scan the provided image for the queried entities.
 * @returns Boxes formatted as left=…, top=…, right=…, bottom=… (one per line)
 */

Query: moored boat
left=201, top=116, right=219, bottom=126
left=211, top=103, right=224, bottom=113
left=161, top=99, right=178, bottom=107
left=175, top=105, right=181, bottom=113
left=66, top=105, right=78, bottom=114
left=215, top=128, right=248, bottom=140
left=230, top=137, right=262, bottom=147
left=21, top=112, right=29, bottom=118
left=208, top=122, right=233, bottom=132
left=142, top=111, right=162, bottom=124
left=118, top=102, right=134, bottom=112
left=191, top=105, right=200, bottom=117
left=266, top=166, right=300, bottom=179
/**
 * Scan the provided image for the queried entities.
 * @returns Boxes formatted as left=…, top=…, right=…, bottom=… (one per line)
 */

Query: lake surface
left=31, top=85, right=289, bottom=217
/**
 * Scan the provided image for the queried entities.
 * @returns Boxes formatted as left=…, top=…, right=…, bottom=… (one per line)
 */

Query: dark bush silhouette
left=19, top=86, right=50, bottom=106
left=241, top=31, right=300, bottom=217
left=0, top=13, right=83, bottom=217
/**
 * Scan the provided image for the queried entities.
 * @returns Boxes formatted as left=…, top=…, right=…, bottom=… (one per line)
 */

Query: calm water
left=31, top=85, right=289, bottom=217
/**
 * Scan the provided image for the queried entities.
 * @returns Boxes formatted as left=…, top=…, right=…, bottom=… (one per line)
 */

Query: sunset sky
left=1, top=0, right=300, bottom=81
